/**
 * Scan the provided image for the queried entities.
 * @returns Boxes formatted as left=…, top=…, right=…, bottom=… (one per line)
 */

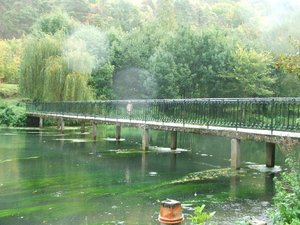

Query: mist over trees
left=1, top=0, right=300, bottom=100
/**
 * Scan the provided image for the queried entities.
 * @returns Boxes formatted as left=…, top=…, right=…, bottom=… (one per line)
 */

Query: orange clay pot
left=159, top=199, right=184, bottom=224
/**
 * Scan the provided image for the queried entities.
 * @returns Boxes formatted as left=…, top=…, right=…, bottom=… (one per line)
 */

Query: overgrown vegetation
left=0, top=102, right=26, bottom=127
left=1, top=0, right=300, bottom=102
left=270, top=153, right=300, bottom=225
left=0, top=83, right=18, bottom=98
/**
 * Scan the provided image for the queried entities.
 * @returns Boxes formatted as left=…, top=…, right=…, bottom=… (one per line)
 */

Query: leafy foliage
left=32, top=10, right=75, bottom=36
left=1, top=0, right=300, bottom=102
left=0, top=103, right=26, bottom=127
left=0, top=39, right=22, bottom=84
left=277, top=39, right=300, bottom=79
left=89, top=63, right=114, bottom=99
left=270, top=154, right=300, bottom=225
left=19, top=13, right=94, bottom=101
left=0, top=83, right=19, bottom=98
left=189, top=204, right=216, bottom=225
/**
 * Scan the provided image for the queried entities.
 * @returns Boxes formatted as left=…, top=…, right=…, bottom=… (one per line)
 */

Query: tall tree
left=59, top=0, right=90, bottom=22
left=0, top=0, right=55, bottom=38
left=277, top=39, right=300, bottom=79
left=0, top=39, right=22, bottom=84
left=19, top=13, right=94, bottom=101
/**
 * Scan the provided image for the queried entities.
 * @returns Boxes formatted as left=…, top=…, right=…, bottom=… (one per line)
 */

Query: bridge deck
left=27, top=112, right=300, bottom=144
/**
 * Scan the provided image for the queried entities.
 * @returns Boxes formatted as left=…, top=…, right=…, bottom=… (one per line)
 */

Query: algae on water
left=171, top=168, right=238, bottom=184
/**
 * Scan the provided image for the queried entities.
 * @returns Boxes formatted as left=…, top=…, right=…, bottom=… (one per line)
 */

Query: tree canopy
left=1, top=0, right=300, bottom=101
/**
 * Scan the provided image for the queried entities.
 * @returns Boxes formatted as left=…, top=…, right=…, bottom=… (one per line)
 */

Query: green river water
left=0, top=125, right=286, bottom=224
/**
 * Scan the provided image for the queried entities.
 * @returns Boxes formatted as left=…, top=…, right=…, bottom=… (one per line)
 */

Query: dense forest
left=1, top=0, right=300, bottom=101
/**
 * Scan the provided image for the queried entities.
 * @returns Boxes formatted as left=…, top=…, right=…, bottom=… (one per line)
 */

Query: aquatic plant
left=171, top=168, right=237, bottom=184
left=189, top=204, right=215, bottom=225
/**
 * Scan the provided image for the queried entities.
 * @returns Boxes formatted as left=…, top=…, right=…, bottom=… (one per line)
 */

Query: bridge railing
left=26, top=98, right=300, bottom=132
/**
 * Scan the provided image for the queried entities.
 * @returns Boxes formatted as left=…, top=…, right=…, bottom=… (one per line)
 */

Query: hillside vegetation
left=0, top=0, right=299, bottom=102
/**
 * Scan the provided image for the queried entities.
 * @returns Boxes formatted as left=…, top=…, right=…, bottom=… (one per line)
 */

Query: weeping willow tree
left=44, top=56, right=68, bottom=101
left=19, top=34, right=62, bottom=101
left=64, top=72, right=93, bottom=100
left=19, top=12, right=95, bottom=102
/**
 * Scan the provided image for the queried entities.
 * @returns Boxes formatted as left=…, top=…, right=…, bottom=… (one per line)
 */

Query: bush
left=0, top=83, right=19, bottom=98
left=0, top=103, right=26, bottom=127
left=270, top=153, right=300, bottom=225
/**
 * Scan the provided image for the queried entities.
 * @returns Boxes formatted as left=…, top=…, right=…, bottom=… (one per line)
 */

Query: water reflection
left=230, top=175, right=239, bottom=199
left=170, top=153, right=177, bottom=172
left=141, top=152, right=146, bottom=177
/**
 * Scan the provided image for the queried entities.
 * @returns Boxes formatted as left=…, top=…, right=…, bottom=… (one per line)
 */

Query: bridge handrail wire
left=26, top=98, right=300, bottom=132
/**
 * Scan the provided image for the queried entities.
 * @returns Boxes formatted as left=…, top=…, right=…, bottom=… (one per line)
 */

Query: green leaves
left=277, top=41, right=300, bottom=79
left=0, top=103, right=26, bottom=127
left=32, top=10, right=75, bottom=36
left=0, top=39, right=22, bottom=84
left=270, top=153, right=300, bottom=224
left=20, top=17, right=95, bottom=101
left=189, top=204, right=216, bottom=225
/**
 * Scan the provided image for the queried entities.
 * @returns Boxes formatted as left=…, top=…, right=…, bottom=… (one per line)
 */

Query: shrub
left=270, top=153, right=300, bottom=225
left=0, top=103, right=26, bottom=127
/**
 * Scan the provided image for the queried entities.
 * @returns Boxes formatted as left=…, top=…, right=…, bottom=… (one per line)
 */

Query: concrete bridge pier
left=116, top=124, right=121, bottom=141
left=231, top=139, right=241, bottom=169
left=39, top=117, right=43, bottom=128
left=266, top=142, right=275, bottom=167
left=92, top=122, right=97, bottom=140
left=57, top=119, right=61, bottom=129
left=80, top=122, right=85, bottom=133
left=60, top=117, right=64, bottom=133
left=142, top=127, right=149, bottom=151
left=170, top=131, right=177, bottom=150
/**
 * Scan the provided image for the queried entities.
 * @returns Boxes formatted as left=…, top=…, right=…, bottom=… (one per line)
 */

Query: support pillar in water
left=57, top=119, right=61, bottom=129
left=39, top=117, right=43, bottom=128
left=92, top=122, right=97, bottom=140
left=116, top=124, right=121, bottom=141
left=170, top=131, right=177, bottom=150
left=80, top=122, right=85, bottom=133
left=142, top=127, right=149, bottom=151
left=60, top=117, right=64, bottom=134
left=266, top=142, right=275, bottom=167
left=231, top=139, right=240, bottom=169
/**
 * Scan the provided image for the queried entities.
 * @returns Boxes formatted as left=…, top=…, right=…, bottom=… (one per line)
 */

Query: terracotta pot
left=159, top=199, right=184, bottom=224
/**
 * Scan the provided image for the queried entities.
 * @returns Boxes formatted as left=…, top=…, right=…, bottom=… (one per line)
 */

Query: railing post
left=235, top=100, right=239, bottom=130
left=182, top=100, right=185, bottom=126
left=144, top=100, right=147, bottom=123
left=207, top=99, right=210, bottom=128
left=287, top=100, right=291, bottom=130
left=292, top=98, right=296, bottom=130
left=271, top=99, right=274, bottom=134
left=162, top=100, right=165, bottom=125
